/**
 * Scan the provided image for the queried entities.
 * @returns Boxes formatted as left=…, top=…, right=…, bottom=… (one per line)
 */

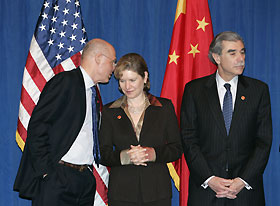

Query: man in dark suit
left=14, top=38, right=116, bottom=206
left=181, top=31, right=272, bottom=205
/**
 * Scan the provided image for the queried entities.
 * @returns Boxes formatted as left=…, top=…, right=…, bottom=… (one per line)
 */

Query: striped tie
left=223, top=83, right=232, bottom=135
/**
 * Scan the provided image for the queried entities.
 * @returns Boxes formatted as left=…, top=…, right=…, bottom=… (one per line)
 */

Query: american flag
left=15, top=0, right=109, bottom=205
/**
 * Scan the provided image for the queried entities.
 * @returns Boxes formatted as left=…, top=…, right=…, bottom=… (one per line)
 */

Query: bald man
left=14, top=39, right=117, bottom=206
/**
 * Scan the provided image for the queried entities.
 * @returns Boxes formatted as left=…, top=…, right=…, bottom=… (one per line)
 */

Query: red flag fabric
left=15, top=0, right=109, bottom=205
left=161, top=0, right=216, bottom=205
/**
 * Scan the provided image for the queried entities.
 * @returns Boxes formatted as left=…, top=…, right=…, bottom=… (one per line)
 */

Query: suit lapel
left=204, top=74, right=228, bottom=136
left=230, top=76, right=249, bottom=136
left=139, top=95, right=162, bottom=144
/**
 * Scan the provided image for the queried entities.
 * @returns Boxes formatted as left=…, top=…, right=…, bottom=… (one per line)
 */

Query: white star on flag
left=67, top=46, right=74, bottom=53
left=61, top=19, right=68, bottom=26
left=50, top=28, right=56, bottom=34
left=54, top=5, right=59, bottom=11
left=47, top=39, right=54, bottom=46
left=71, top=23, right=78, bottom=30
left=80, top=38, right=86, bottom=45
left=59, top=31, right=66, bottom=37
left=73, top=11, right=80, bottom=18
left=58, top=42, right=64, bottom=49
left=63, top=8, right=69, bottom=15
left=42, top=12, right=48, bottom=19
left=44, top=2, right=50, bottom=8
left=51, top=16, right=57, bottom=23
left=39, top=24, right=46, bottom=31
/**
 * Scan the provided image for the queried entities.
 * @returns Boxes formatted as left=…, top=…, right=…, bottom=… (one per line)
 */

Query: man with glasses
left=14, top=39, right=116, bottom=206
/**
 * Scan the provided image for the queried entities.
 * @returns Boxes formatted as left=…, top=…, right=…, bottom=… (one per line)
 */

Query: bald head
left=81, top=38, right=113, bottom=62
left=80, top=38, right=116, bottom=83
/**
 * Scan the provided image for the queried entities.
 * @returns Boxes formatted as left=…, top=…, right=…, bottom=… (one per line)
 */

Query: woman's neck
left=127, top=92, right=146, bottom=107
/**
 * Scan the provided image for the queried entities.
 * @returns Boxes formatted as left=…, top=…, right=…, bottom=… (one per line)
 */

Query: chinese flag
left=161, top=0, right=216, bottom=205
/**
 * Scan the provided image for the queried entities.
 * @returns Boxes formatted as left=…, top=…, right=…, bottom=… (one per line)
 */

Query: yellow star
left=169, top=50, right=180, bottom=64
left=174, top=0, right=186, bottom=23
left=196, top=17, right=209, bottom=32
left=188, top=44, right=200, bottom=58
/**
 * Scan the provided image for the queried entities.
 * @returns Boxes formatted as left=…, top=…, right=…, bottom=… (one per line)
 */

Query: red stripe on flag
left=25, top=52, right=47, bottom=92
left=53, top=64, right=65, bottom=75
left=20, top=86, right=36, bottom=116
left=71, top=52, right=82, bottom=68
left=93, top=167, right=108, bottom=204
left=17, top=119, right=27, bottom=142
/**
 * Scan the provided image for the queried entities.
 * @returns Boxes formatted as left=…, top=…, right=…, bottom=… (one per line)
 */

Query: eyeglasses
left=101, top=54, right=117, bottom=67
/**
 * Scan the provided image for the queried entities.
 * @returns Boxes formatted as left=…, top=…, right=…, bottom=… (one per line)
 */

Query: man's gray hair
left=208, top=31, right=244, bottom=65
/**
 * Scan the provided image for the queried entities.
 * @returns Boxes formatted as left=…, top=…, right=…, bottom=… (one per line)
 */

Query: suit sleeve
left=99, top=107, right=122, bottom=167
left=180, top=83, right=213, bottom=185
left=239, top=83, right=272, bottom=185
left=26, top=74, right=68, bottom=177
left=153, top=100, right=182, bottom=163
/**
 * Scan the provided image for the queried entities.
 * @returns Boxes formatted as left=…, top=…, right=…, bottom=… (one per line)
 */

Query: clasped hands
left=127, top=145, right=156, bottom=166
left=208, top=176, right=245, bottom=199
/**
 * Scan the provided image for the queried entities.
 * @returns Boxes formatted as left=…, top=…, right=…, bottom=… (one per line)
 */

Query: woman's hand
left=127, top=145, right=156, bottom=166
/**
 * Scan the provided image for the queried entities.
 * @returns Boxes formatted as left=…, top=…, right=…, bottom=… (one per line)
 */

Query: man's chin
left=99, top=78, right=110, bottom=84
left=236, top=67, right=245, bottom=74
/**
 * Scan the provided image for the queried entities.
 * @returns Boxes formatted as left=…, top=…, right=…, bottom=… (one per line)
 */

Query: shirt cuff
left=201, top=176, right=215, bottom=189
left=238, top=177, right=252, bottom=190
left=120, top=149, right=131, bottom=165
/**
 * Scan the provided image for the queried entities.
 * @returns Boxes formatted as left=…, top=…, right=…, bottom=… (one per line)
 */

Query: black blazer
left=181, top=73, right=272, bottom=206
left=14, top=68, right=87, bottom=199
left=99, top=94, right=182, bottom=203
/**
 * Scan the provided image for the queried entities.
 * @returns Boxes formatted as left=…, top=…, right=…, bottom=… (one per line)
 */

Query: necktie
left=95, top=86, right=102, bottom=129
left=91, top=86, right=101, bottom=167
left=223, top=83, right=233, bottom=135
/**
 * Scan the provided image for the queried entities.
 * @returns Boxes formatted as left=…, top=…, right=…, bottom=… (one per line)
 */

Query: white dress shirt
left=216, top=72, right=238, bottom=111
left=61, top=67, right=95, bottom=165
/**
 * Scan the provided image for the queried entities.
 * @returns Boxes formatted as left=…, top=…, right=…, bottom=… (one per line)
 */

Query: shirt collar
left=109, top=93, right=162, bottom=109
left=80, top=66, right=95, bottom=89
left=216, top=71, right=238, bottom=90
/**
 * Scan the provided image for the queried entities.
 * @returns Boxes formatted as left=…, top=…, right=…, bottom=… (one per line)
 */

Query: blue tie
left=223, top=83, right=232, bottom=135
left=91, top=86, right=101, bottom=167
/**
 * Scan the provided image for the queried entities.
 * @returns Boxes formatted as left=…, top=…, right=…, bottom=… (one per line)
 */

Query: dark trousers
left=109, top=186, right=171, bottom=206
left=32, top=164, right=96, bottom=206
left=109, top=198, right=171, bottom=206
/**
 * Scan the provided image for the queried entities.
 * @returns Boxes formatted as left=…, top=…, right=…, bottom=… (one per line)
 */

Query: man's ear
left=95, top=53, right=102, bottom=65
left=212, top=53, right=220, bottom=65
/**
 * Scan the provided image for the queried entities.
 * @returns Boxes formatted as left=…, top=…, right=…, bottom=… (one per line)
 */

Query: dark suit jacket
left=181, top=73, right=272, bottom=206
left=14, top=67, right=87, bottom=199
left=99, top=94, right=182, bottom=203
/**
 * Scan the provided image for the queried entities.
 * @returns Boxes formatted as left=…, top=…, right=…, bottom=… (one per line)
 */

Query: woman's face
left=119, top=70, right=148, bottom=100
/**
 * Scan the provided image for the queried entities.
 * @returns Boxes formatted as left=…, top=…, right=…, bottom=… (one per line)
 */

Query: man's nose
left=237, top=52, right=245, bottom=62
